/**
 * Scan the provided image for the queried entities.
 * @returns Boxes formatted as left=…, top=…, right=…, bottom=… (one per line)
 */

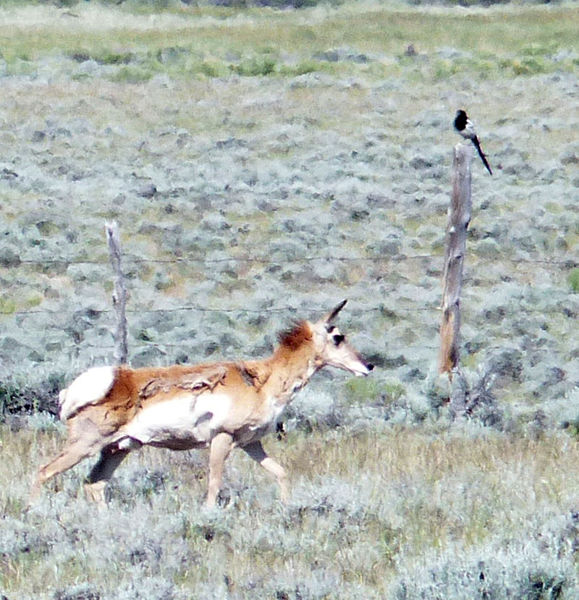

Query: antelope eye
left=333, top=334, right=345, bottom=346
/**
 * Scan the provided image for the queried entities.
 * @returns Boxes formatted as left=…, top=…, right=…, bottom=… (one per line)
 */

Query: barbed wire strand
left=1, top=253, right=576, bottom=318
left=2, top=304, right=573, bottom=317
left=15, top=254, right=576, bottom=267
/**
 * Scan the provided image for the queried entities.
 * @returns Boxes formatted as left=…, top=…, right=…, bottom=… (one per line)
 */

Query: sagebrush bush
left=0, top=2, right=578, bottom=598
left=390, top=517, right=578, bottom=599
left=2, top=421, right=577, bottom=598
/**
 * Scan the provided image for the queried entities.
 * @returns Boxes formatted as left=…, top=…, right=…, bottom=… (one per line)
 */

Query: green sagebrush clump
left=390, top=511, right=578, bottom=599
left=1, top=0, right=346, bottom=9
left=69, top=46, right=323, bottom=83
left=12, top=496, right=197, bottom=598
left=284, top=389, right=344, bottom=433
left=0, top=375, right=62, bottom=420
left=10, top=0, right=558, bottom=7
left=5, top=0, right=181, bottom=9
left=290, top=360, right=570, bottom=438
left=53, top=584, right=102, bottom=600
left=209, top=0, right=344, bottom=7
left=568, top=268, right=579, bottom=293
left=3, top=422, right=577, bottom=598
left=404, top=0, right=555, bottom=5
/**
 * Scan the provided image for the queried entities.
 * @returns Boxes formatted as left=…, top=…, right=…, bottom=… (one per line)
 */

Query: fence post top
left=454, top=142, right=474, bottom=164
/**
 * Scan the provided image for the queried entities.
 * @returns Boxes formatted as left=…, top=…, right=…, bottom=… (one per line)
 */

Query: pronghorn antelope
left=32, top=300, right=373, bottom=507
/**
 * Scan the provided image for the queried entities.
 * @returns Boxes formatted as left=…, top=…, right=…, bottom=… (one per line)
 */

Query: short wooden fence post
left=105, top=222, right=128, bottom=365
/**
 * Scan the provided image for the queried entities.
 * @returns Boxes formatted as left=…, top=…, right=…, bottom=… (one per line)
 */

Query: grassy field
left=0, top=2, right=577, bottom=81
left=0, top=0, right=578, bottom=598
left=1, top=421, right=578, bottom=599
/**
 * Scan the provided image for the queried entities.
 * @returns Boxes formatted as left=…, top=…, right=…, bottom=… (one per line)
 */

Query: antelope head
left=312, top=300, right=374, bottom=377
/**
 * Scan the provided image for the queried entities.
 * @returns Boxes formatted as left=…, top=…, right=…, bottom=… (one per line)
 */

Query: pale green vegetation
left=1, top=420, right=577, bottom=598
left=0, top=1, right=577, bottom=82
left=0, top=0, right=577, bottom=598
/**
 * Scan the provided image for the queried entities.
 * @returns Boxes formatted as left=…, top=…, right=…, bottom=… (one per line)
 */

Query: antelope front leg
left=242, top=440, right=289, bottom=503
left=206, top=432, right=233, bottom=508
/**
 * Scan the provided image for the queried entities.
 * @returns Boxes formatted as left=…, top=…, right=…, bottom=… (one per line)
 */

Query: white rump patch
left=59, top=366, right=116, bottom=421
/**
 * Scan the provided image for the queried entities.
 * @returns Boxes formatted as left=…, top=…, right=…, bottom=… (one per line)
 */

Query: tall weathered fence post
left=439, top=143, right=473, bottom=379
left=105, top=221, right=128, bottom=365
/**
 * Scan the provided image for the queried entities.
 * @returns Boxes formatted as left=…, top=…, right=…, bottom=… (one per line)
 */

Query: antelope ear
left=320, top=300, right=348, bottom=325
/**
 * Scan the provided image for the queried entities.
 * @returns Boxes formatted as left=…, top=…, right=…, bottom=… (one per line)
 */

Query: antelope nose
left=366, top=362, right=375, bottom=372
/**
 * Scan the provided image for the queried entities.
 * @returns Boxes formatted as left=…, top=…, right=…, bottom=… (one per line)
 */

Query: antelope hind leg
left=30, top=417, right=110, bottom=503
left=84, top=446, right=131, bottom=505
left=30, top=439, right=97, bottom=502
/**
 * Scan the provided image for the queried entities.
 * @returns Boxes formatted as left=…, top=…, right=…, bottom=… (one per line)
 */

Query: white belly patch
left=124, top=392, right=232, bottom=448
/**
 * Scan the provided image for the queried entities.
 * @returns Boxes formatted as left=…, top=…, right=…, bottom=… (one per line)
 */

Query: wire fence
left=3, top=304, right=437, bottom=317
left=14, top=253, right=577, bottom=267
left=1, top=251, right=576, bottom=318
left=0, top=247, right=575, bottom=377
left=3, top=302, right=573, bottom=318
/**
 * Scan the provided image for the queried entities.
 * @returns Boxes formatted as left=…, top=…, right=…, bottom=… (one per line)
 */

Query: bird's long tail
left=472, top=137, right=493, bottom=175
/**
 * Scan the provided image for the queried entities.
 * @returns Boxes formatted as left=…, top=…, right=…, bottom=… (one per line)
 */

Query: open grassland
left=1, top=422, right=578, bottom=599
left=0, top=1, right=578, bottom=598
left=0, top=2, right=578, bottom=80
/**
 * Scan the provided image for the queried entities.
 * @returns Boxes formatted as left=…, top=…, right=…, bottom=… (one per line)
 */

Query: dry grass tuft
left=1, top=422, right=577, bottom=597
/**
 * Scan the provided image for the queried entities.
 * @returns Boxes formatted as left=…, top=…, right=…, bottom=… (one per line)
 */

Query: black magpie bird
left=453, top=109, right=493, bottom=175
